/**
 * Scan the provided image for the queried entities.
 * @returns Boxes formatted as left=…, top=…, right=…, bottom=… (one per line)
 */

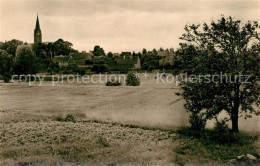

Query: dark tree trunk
left=231, top=98, right=239, bottom=132
left=231, top=109, right=239, bottom=132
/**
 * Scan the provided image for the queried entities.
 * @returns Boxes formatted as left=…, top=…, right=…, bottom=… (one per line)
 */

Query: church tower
left=34, top=14, right=42, bottom=43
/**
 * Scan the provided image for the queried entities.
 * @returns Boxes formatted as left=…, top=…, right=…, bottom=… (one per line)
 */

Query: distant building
left=53, top=52, right=93, bottom=67
left=34, top=14, right=42, bottom=43
left=158, top=50, right=174, bottom=65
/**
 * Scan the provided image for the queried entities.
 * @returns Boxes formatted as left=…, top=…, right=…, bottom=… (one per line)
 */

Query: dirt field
left=0, top=73, right=259, bottom=165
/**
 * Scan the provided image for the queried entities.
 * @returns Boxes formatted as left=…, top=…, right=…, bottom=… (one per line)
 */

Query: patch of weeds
left=98, top=137, right=110, bottom=147
left=1, top=150, right=17, bottom=159
left=60, top=135, right=67, bottom=142
left=56, top=115, right=63, bottom=122
left=87, top=154, right=94, bottom=159
left=17, top=138, right=25, bottom=145
left=64, top=115, right=76, bottom=123
left=55, top=114, right=76, bottom=123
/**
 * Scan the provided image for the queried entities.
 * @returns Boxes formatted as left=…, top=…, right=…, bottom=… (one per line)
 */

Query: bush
left=126, top=72, right=140, bottom=86
left=189, top=113, right=206, bottom=131
left=55, top=114, right=76, bottom=123
left=64, top=114, right=76, bottom=123
left=106, top=80, right=121, bottom=86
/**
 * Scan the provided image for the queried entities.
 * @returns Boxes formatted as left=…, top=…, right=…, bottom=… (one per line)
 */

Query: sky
left=0, top=0, right=259, bottom=53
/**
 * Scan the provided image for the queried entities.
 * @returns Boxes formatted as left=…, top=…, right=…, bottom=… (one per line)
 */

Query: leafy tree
left=107, top=51, right=113, bottom=58
left=14, top=46, right=38, bottom=75
left=169, top=48, right=174, bottom=52
left=32, top=42, right=47, bottom=59
left=159, top=47, right=164, bottom=52
left=0, top=39, right=23, bottom=57
left=93, top=45, right=105, bottom=56
left=142, top=48, right=147, bottom=55
left=45, top=42, right=55, bottom=59
left=0, top=50, right=13, bottom=82
left=152, top=49, right=158, bottom=55
left=177, top=16, right=260, bottom=132
left=53, top=39, right=73, bottom=56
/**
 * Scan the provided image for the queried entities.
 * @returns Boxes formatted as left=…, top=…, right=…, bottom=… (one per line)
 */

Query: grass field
left=0, top=73, right=259, bottom=165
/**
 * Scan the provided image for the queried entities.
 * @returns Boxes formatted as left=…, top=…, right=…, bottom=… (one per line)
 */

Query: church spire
left=34, top=13, right=42, bottom=43
left=35, top=13, right=40, bottom=31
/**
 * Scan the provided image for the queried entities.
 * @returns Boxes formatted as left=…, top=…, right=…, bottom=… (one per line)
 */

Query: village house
left=53, top=52, right=93, bottom=67
left=158, top=50, right=174, bottom=65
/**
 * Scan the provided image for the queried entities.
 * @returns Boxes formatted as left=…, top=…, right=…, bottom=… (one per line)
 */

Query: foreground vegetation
left=0, top=115, right=176, bottom=165
left=0, top=114, right=259, bottom=165
left=174, top=127, right=259, bottom=165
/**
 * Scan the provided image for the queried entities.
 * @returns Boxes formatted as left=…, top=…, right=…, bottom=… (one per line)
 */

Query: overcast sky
left=0, top=0, right=259, bottom=52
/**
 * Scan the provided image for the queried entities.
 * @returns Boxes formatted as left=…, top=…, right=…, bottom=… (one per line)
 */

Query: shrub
left=188, top=112, right=206, bottom=131
left=64, top=114, right=76, bottom=123
left=106, top=80, right=121, bottom=86
left=56, top=115, right=63, bottom=122
left=98, top=137, right=110, bottom=147
left=55, top=114, right=76, bottom=123
left=126, top=72, right=140, bottom=86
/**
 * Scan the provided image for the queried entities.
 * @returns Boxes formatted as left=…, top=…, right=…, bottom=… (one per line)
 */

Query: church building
left=34, top=14, right=42, bottom=43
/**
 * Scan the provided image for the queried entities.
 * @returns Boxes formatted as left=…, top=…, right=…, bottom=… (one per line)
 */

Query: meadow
left=0, top=73, right=259, bottom=165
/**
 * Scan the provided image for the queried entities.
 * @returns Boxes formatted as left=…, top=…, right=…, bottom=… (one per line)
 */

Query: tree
left=152, top=49, right=158, bottom=55
left=142, top=48, right=147, bottom=55
left=0, top=39, right=23, bottom=57
left=177, top=16, right=260, bottom=132
left=107, top=51, right=113, bottom=58
left=32, top=42, right=47, bottom=59
left=0, top=50, right=13, bottom=82
left=53, top=39, right=73, bottom=56
left=14, top=45, right=38, bottom=75
left=93, top=45, right=105, bottom=56
left=159, top=47, right=164, bottom=52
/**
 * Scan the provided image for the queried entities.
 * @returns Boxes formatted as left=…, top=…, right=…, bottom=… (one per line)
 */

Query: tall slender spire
left=35, top=13, right=40, bottom=31
left=34, top=13, right=42, bottom=43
